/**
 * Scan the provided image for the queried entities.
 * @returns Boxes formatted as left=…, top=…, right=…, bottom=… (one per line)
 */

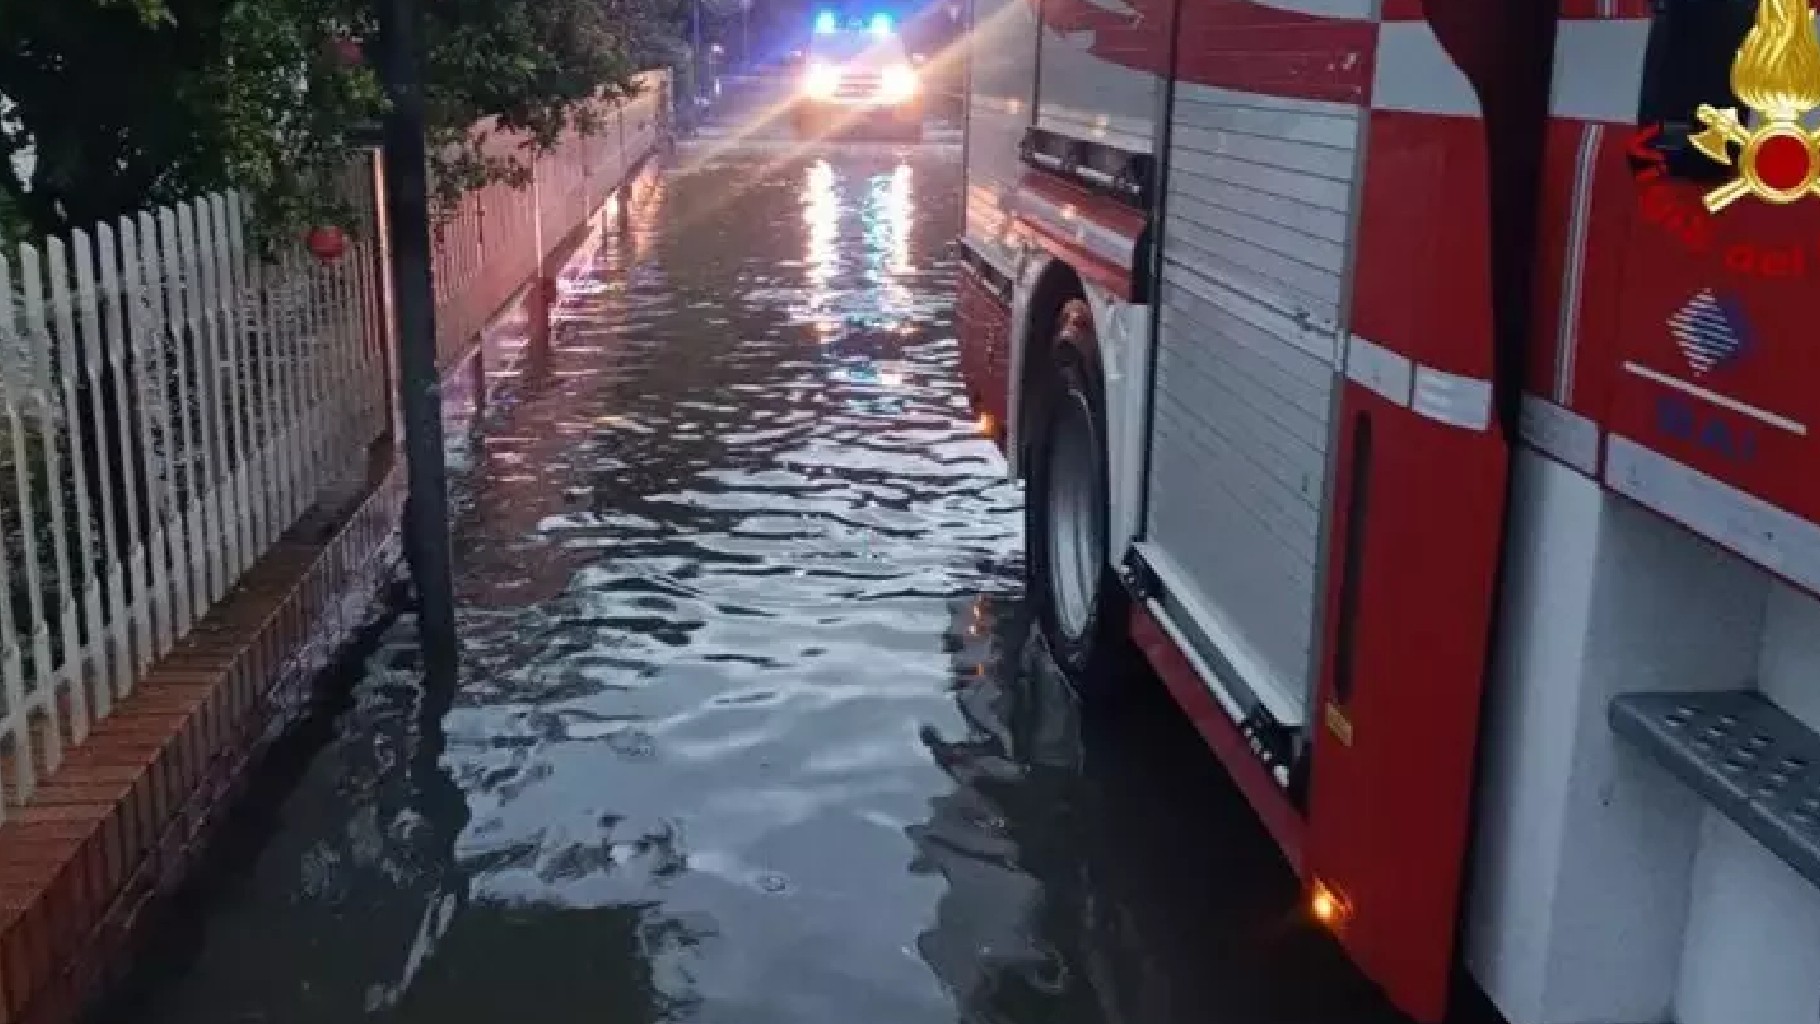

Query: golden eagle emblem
left=1691, top=0, right=1820, bottom=211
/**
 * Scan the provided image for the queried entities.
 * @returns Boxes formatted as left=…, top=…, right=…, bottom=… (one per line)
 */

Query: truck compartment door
left=1300, top=2, right=1552, bottom=1018
left=1139, top=0, right=1376, bottom=757
left=1029, top=0, right=1166, bottom=156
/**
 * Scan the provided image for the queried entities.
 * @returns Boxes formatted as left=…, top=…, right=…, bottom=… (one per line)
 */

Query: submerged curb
left=0, top=448, right=407, bottom=1024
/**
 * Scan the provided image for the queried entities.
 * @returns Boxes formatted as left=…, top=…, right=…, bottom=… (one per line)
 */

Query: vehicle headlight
left=804, top=61, right=841, bottom=98
left=880, top=63, right=919, bottom=102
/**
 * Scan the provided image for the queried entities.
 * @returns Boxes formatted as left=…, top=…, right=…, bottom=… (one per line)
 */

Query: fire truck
left=953, top=0, right=1820, bottom=1020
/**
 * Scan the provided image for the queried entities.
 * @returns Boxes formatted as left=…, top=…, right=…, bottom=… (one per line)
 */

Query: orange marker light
left=977, top=412, right=996, bottom=438
left=1309, top=879, right=1349, bottom=930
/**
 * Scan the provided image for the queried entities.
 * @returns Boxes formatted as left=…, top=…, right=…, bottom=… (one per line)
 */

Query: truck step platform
left=1610, top=691, right=1820, bottom=890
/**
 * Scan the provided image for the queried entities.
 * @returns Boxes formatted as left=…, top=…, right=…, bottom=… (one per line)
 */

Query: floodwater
left=93, top=85, right=1451, bottom=1024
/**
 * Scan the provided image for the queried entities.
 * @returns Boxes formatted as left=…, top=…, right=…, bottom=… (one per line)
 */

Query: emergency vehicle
left=953, top=0, right=1820, bottom=1020
left=793, top=12, right=926, bottom=140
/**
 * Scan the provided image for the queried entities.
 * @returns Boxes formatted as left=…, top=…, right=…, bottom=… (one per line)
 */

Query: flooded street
left=94, top=86, right=1439, bottom=1024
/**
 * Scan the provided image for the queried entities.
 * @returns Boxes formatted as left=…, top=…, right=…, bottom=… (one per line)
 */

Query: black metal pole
left=376, top=0, right=459, bottom=679
left=691, top=0, right=704, bottom=102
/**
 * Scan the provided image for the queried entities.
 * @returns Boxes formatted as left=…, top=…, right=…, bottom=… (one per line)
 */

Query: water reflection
left=910, top=595, right=1070, bottom=1013
left=867, top=163, right=914, bottom=291
left=803, top=159, right=839, bottom=302
left=457, top=167, right=670, bottom=608
left=431, top=149, right=1012, bottom=1021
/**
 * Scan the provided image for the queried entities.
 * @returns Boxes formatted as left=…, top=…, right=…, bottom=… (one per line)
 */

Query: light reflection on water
left=439, top=149, right=1022, bottom=1023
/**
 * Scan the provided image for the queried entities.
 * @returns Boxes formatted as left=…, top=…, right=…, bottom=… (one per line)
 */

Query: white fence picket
left=267, top=251, right=299, bottom=536
left=96, top=222, right=153, bottom=687
left=129, top=213, right=179, bottom=656
left=220, top=196, right=262, bottom=559
left=199, top=200, right=244, bottom=586
left=301, top=253, right=328, bottom=502
left=223, top=200, right=255, bottom=581
left=0, top=253, right=39, bottom=807
left=227, top=200, right=270, bottom=554
left=18, top=246, right=78, bottom=760
left=121, top=219, right=168, bottom=660
left=157, top=207, right=203, bottom=633
left=175, top=204, right=223, bottom=607
left=0, top=72, right=668, bottom=814
left=71, top=229, right=128, bottom=711
left=328, top=233, right=358, bottom=483
left=46, top=239, right=106, bottom=734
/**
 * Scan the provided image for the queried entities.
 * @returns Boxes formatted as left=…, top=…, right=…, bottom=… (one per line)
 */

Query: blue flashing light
left=814, top=11, right=838, bottom=33
left=869, top=13, right=894, bottom=34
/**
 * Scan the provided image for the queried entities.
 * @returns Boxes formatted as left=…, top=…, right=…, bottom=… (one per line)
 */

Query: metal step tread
left=1610, top=690, right=1820, bottom=889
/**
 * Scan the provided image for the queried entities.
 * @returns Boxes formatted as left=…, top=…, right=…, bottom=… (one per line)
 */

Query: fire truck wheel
left=1028, top=298, right=1131, bottom=700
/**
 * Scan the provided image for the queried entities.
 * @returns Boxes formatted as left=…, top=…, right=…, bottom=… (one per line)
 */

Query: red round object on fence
left=307, top=226, right=348, bottom=263
left=329, top=36, right=365, bottom=67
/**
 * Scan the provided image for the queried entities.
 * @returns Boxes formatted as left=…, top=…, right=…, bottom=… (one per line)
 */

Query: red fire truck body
left=954, top=0, right=1820, bottom=1020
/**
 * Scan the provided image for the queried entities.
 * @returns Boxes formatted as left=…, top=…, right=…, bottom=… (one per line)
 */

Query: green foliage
left=0, top=0, right=684, bottom=248
left=415, top=0, right=682, bottom=213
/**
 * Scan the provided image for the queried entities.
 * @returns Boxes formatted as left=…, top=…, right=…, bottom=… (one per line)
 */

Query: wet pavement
left=93, top=82, right=1440, bottom=1024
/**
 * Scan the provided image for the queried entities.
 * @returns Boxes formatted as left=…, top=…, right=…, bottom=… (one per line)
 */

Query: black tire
left=1027, top=297, right=1133, bottom=703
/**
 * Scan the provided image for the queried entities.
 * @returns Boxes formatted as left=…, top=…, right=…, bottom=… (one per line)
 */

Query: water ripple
left=440, top=150, right=1020, bottom=1020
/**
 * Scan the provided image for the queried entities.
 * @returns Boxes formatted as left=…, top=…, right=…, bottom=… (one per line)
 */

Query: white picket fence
left=0, top=176, right=390, bottom=814
left=0, top=70, right=669, bottom=819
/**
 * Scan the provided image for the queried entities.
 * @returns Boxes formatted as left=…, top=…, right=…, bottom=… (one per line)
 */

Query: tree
left=0, top=0, right=685, bottom=246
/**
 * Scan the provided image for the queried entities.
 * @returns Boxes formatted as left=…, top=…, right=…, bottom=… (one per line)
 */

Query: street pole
left=691, top=0, right=704, bottom=103
left=376, top=0, right=460, bottom=680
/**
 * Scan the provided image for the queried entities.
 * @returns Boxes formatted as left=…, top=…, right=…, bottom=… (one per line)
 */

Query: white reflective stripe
left=1346, top=334, right=1413, bottom=406
left=1180, top=81, right=1363, bottom=122
left=1413, top=364, right=1493, bottom=431
left=1249, top=0, right=1372, bottom=17
left=1622, top=361, right=1809, bottom=436
left=970, top=93, right=1029, bottom=117
left=1013, top=186, right=1134, bottom=268
left=1371, top=21, right=1481, bottom=118
left=1550, top=18, right=1649, bottom=125
left=1553, top=122, right=1602, bottom=404
left=1606, top=434, right=1820, bottom=597
left=1347, top=335, right=1495, bottom=432
left=1036, top=106, right=1153, bottom=156
left=1519, top=395, right=1602, bottom=476
left=1372, top=19, right=1650, bottom=124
